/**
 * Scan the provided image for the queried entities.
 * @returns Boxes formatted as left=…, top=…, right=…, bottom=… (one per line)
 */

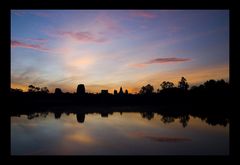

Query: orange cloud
left=11, top=83, right=28, bottom=91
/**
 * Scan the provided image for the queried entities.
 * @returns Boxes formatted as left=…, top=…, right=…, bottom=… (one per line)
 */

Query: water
left=11, top=106, right=229, bottom=155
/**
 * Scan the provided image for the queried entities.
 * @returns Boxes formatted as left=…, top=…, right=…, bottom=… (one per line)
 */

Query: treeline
left=10, top=77, right=229, bottom=96
left=9, top=77, right=231, bottom=107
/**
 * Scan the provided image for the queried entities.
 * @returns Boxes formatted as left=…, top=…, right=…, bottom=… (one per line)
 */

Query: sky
left=11, top=10, right=229, bottom=93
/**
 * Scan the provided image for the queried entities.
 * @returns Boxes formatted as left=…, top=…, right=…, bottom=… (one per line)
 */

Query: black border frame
left=1, top=0, right=238, bottom=163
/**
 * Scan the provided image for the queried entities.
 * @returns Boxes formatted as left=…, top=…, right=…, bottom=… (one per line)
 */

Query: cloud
left=129, top=132, right=191, bottom=142
left=25, top=38, right=48, bottom=43
left=57, top=31, right=107, bottom=43
left=65, top=133, right=94, bottom=144
left=11, top=40, right=50, bottom=52
left=95, top=14, right=125, bottom=34
left=145, top=57, right=191, bottom=64
left=132, top=57, right=191, bottom=68
left=144, top=135, right=191, bottom=142
left=130, top=10, right=156, bottom=19
left=11, top=69, right=48, bottom=86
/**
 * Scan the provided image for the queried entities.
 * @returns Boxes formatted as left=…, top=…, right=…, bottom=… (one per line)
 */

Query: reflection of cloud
left=128, top=132, right=191, bottom=142
left=66, top=133, right=94, bottom=144
left=132, top=57, right=191, bottom=68
left=144, top=136, right=191, bottom=142
left=11, top=40, right=49, bottom=52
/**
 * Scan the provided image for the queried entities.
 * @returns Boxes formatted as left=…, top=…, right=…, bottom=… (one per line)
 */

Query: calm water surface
left=11, top=107, right=229, bottom=155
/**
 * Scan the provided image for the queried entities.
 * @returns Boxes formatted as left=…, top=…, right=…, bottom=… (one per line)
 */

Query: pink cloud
left=132, top=57, right=191, bottom=68
left=11, top=40, right=49, bottom=52
left=97, top=14, right=124, bottom=33
left=145, top=57, right=191, bottom=64
left=57, top=31, right=107, bottom=43
left=131, top=10, right=156, bottom=19
left=26, top=38, right=48, bottom=43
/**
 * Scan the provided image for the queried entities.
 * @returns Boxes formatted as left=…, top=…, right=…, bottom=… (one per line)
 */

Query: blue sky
left=11, top=10, right=229, bottom=93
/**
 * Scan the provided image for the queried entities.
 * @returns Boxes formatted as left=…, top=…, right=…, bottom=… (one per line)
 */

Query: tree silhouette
left=114, top=89, right=118, bottom=95
left=141, top=112, right=154, bottom=120
left=139, top=84, right=154, bottom=95
left=160, top=81, right=175, bottom=90
left=161, top=116, right=175, bottom=123
left=11, top=88, right=23, bottom=93
left=40, top=87, right=49, bottom=93
left=55, top=88, right=62, bottom=95
left=125, top=89, right=128, bottom=95
left=178, top=77, right=189, bottom=90
left=28, top=85, right=40, bottom=92
left=179, top=115, right=190, bottom=128
left=35, top=87, right=40, bottom=92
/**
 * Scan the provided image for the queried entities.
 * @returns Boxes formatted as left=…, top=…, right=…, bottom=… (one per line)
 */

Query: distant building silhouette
left=55, top=88, right=62, bottom=95
left=119, top=87, right=124, bottom=95
left=125, top=89, right=128, bottom=95
left=114, top=89, right=118, bottom=95
left=77, top=84, right=85, bottom=95
left=101, top=90, right=108, bottom=95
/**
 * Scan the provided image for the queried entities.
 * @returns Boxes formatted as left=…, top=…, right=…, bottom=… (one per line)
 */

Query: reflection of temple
left=101, top=112, right=113, bottom=118
left=101, top=112, right=108, bottom=117
left=76, top=113, right=85, bottom=123
left=12, top=110, right=229, bottom=127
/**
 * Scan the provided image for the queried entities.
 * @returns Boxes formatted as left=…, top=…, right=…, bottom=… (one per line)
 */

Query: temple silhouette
left=9, top=77, right=230, bottom=110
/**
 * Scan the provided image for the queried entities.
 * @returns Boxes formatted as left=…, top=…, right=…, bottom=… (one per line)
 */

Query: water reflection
left=76, top=113, right=85, bottom=123
left=11, top=106, right=229, bottom=155
left=12, top=108, right=229, bottom=127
